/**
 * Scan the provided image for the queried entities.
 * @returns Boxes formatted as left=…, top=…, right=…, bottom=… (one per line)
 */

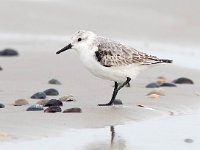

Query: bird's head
left=56, top=30, right=97, bottom=55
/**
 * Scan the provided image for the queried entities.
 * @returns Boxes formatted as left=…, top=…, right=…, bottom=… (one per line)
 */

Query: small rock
left=43, top=88, right=59, bottom=96
left=113, top=99, right=123, bottom=105
left=184, top=138, right=194, bottom=143
left=31, top=92, right=46, bottom=99
left=63, top=107, right=82, bottom=113
left=0, top=66, right=2, bottom=70
left=147, top=93, right=160, bottom=99
left=26, top=104, right=44, bottom=111
left=44, top=106, right=62, bottom=113
left=157, top=76, right=167, bottom=85
left=36, top=99, right=49, bottom=106
left=137, top=104, right=144, bottom=107
left=59, top=95, right=76, bottom=102
left=147, top=89, right=165, bottom=96
left=0, top=131, right=8, bottom=140
left=173, top=77, right=194, bottom=84
left=48, top=79, right=61, bottom=85
left=146, top=83, right=160, bottom=88
left=0, top=103, right=5, bottom=108
left=160, top=83, right=176, bottom=87
left=14, top=99, right=29, bottom=106
left=44, top=99, right=63, bottom=107
left=0, top=48, right=19, bottom=56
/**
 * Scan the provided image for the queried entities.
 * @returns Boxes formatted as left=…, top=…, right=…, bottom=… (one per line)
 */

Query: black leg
left=117, top=77, right=131, bottom=91
left=98, top=77, right=131, bottom=106
left=98, top=82, right=118, bottom=106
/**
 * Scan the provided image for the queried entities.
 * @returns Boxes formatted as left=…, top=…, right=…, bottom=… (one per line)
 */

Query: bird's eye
left=78, top=38, right=82, bottom=42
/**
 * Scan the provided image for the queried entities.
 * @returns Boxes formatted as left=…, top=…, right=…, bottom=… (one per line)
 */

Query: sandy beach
left=0, top=0, right=200, bottom=149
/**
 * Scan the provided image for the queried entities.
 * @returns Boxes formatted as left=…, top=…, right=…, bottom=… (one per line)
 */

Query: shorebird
left=56, top=30, right=172, bottom=106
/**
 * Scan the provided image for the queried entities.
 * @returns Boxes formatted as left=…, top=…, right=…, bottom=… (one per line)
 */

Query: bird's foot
left=98, top=103, right=113, bottom=106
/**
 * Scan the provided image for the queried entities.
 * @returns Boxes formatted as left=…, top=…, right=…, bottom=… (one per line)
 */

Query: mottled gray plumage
left=95, top=37, right=172, bottom=67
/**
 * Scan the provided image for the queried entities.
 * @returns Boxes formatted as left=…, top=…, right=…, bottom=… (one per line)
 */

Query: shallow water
left=1, top=114, right=200, bottom=150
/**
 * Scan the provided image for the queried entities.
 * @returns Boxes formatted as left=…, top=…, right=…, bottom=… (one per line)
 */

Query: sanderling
left=56, top=30, right=172, bottom=106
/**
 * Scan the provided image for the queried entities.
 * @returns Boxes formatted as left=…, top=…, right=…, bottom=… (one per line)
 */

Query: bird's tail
left=160, top=59, right=173, bottom=63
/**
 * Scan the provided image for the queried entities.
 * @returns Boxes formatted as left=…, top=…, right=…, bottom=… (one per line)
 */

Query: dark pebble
left=0, top=103, right=5, bottom=108
left=44, top=106, right=62, bottom=113
left=63, top=107, right=82, bottom=113
left=43, top=88, right=59, bottom=96
left=44, top=99, right=63, bottom=107
left=184, top=138, right=194, bottom=143
left=113, top=99, right=123, bottom=105
left=0, top=66, right=2, bottom=70
left=0, top=48, right=19, bottom=56
left=160, top=83, right=177, bottom=87
left=173, top=77, right=194, bottom=84
left=31, top=92, right=46, bottom=99
left=26, top=104, right=44, bottom=111
left=48, top=79, right=61, bottom=85
left=146, top=83, right=160, bottom=88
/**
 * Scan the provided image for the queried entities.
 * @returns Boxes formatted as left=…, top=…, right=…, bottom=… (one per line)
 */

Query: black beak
left=56, top=43, right=72, bottom=54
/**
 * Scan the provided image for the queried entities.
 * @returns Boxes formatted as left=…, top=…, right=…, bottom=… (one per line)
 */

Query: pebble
left=147, top=89, right=165, bottom=96
left=173, top=77, right=194, bottom=84
left=26, top=104, right=44, bottom=111
left=160, top=83, right=176, bottom=87
left=43, top=88, right=59, bottom=96
left=113, top=99, right=123, bottom=105
left=0, top=103, right=5, bottom=108
left=31, top=92, right=46, bottom=99
left=44, top=99, right=63, bottom=107
left=184, top=138, right=194, bottom=143
left=0, top=48, right=19, bottom=56
left=147, top=93, right=160, bottom=99
left=146, top=82, right=160, bottom=88
left=0, top=131, right=8, bottom=140
left=63, top=107, right=82, bottom=113
left=137, top=104, right=144, bottom=107
left=14, top=99, right=29, bottom=106
left=48, top=79, right=61, bottom=85
left=157, top=76, right=167, bottom=85
left=0, top=66, right=2, bottom=70
left=59, top=95, right=76, bottom=102
left=44, top=106, right=62, bottom=113
left=36, top=99, right=49, bottom=106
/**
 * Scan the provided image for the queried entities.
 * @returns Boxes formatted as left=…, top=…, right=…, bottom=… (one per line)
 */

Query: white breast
left=77, top=47, right=145, bottom=82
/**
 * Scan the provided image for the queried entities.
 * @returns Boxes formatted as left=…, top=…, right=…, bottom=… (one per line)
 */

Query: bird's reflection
left=110, top=125, right=115, bottom=145
left=85, top=125, right=126, bottom=150
left=110, top=126, right=126, bottom=149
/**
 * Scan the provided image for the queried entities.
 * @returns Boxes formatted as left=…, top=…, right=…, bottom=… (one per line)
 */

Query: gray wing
left=95, top=37, right=169, bottom=67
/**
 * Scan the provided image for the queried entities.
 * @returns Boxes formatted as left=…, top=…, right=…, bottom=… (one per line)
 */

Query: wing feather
left=95, top=37, right=164, bottom=67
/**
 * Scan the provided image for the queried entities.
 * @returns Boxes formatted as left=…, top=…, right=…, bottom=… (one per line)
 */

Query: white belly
left=79, top=51, right=146, bottom=82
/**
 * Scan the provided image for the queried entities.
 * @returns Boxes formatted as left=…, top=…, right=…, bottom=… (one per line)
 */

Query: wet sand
left=0, top=0, right=200, bottom=149
left=0, top=44, right=200, bottom=142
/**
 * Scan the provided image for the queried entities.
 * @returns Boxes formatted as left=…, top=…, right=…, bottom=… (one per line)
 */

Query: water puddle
left=1, top=114, right=200, bottom=150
